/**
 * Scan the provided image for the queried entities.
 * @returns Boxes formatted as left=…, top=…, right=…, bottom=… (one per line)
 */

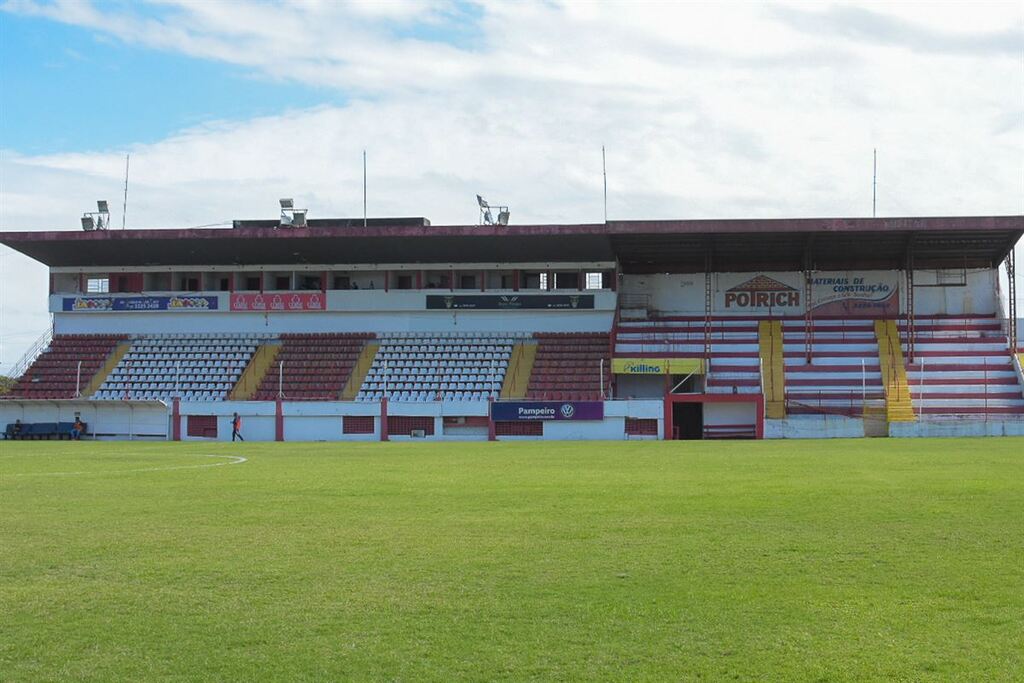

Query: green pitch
left=2, top=438, right=1022, bottom=681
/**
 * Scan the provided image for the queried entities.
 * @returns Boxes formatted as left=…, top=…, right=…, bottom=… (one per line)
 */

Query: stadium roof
left=2, top=215, right=1020, bottom=272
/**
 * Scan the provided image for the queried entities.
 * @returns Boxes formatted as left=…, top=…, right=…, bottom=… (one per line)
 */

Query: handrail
left=9, top=323, right=53, bottom=379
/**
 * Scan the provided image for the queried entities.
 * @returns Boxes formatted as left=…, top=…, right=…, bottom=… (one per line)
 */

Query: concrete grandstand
left=2, top=214, right=1022, bottom=441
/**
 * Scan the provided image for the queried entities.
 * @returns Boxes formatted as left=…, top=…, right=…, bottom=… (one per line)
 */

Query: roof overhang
left=2, top=216, right=1020, bottom=272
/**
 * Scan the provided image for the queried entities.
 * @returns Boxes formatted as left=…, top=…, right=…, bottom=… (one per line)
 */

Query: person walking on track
left=232, top=412, right=244, bottom=442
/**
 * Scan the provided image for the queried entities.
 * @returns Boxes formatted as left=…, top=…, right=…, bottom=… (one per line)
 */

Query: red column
left=260, top=271, right=266, bottom=293
left=229, top=272, right=236, bottom=293
left=78, top=272, right=85, bottom=293
left=663, top=396, right=673, bottom=441
left=512, top=270, right=520, bottom=292
left=49, top=274, right=55, bottom=295
left=449, top=270, right=455, bottom=291
left=488, top=397, right=496, bottom=441
left=384, top=270, right=390, bottom=292
left=480, top=270, right=486, bottom=292
left=275, top=399, right=284, bottom=441
left=380, top=397, right=389, bottom=441
left=172, top=397, right=181, bottom=441
left=416, top=270, right=423, bottom=290
left=755, top=395, right=765, bottom=440
left=578, top=269, right=584, bottom=291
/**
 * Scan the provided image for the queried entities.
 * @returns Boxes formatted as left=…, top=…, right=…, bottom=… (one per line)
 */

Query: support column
left=172, top=397, right=181, bottom=441
left=449, top=269, right=455, bottom=291
left=416, top=270, right=423, bottom=290
left=480, top=270, right=486, bottom=292
left=803, top=258, right=813, bottom=364
left=275, top=399, right=284, bottom=442
left=488, top=397, right=496, bottom=441
left=512, top=269, right=520, bottom=292
left=906, top=251, right=916, bottom=364
left=703, top=250, right=712, bottom=362
left=380, top=398, right=389, bottom=441
left=755, top=395, right=765, bottom=440
left=1006, top=250, right=1017, bottom=353
left=384, top=270, right=390, bottom=293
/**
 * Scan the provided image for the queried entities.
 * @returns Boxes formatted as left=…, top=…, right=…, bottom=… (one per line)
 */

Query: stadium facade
left=2, top=215, right=1023, bottom=441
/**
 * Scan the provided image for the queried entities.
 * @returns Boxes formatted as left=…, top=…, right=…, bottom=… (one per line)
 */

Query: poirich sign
left=230, top=292, right=325, bottom=312
left=491, top=401, right=605, bottom=421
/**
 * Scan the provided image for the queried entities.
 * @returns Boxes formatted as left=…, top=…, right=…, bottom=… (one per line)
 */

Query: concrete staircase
left=875, top=320, right=915, bottom=422
left=341, top=342, right=379, bottom=400
left=501, top=341, right=537, bottom=399
left=230, top=343, right=281, bottom=400
left=758, top=320, right=785, bottom=418
left=81, top=341, right=133, bottom=398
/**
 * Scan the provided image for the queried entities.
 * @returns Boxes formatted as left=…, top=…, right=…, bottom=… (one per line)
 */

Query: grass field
left=2, top=438, right=1023, bottom=681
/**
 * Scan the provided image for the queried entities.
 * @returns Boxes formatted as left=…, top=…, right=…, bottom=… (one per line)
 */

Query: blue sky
left=0, top=11, right=341, bottom=155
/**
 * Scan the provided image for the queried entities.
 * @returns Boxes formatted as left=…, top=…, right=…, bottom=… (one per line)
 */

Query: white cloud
left=1, top=0, right=1022, bottom=371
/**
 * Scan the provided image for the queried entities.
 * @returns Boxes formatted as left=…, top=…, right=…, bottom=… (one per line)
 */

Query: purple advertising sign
left=491, top=401, right=604, bottom=421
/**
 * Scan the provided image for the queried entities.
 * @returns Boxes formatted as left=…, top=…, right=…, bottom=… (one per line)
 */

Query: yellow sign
left=612, top=358, right=704, bottom=375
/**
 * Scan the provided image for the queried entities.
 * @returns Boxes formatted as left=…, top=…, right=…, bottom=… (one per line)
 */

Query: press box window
left=86, top=277, right=110, bottom=293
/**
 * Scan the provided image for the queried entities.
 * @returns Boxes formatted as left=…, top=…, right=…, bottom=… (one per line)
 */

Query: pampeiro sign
left=491, top=401, right=604, bottom=421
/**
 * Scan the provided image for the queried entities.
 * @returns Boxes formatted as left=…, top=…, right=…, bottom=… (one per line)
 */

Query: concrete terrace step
left=912, top=390, right=1024, bottom=399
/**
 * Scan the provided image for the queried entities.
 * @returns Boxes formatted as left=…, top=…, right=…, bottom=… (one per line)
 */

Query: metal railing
left=9, top=323, right=53, bottom=379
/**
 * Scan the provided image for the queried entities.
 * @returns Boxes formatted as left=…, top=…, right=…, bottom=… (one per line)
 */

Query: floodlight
left=291, top=210, right=307, bottom=227
left=280, top=198, right=294, bottom=210
left=81, top=216, right=95, bottom=231
left=476, top=194, right=489, bottom=209
left=497, top=210, right=510, bottom=225
left=97, top=200, right=109, bottom=213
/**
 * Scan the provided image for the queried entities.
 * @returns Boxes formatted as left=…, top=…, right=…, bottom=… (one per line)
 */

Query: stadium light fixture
left=97, top=200, right=109, bottom=214
left=477, top=194, right=510, bottom=226
left=291, top=210, right=307, bottom=228
left=81, top=216, right=95, bottom=231
left=280, top=198, right=294, bottom=210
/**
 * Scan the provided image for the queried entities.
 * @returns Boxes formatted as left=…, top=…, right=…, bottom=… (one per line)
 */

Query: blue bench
left=3, top=422, right=87, bottom=440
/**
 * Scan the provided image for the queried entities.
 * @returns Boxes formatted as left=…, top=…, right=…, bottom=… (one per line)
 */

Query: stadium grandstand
left=2, top=213, right=1022, bottom=441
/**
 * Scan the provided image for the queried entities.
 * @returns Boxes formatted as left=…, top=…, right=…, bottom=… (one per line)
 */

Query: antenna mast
left=602, top=145, right=608, bottom=223
left=872, top=148, right=877, bottom=218
left=363, top=150, right=367, bottom=228
left=122, top=154, right=130, bottom=230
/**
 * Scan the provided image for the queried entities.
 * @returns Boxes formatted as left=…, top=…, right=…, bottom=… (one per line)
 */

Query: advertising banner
left=426, top=294, right=595, bottom=310
left=63, top=295, right=218, bottom=312
left=491, top=401, right=605, bottom=421
left=715, top=271, right=898, bottom=317
left=612, top=358, right=704, bottom=375
left=230, top=292, right=325, bottom=312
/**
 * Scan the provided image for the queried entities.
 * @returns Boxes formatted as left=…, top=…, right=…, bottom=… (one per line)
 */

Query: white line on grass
left=2, top=453, right=248, bottom=478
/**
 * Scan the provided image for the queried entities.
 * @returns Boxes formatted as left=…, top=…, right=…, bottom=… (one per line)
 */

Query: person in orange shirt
left=231, top=412, right=244, bottom=442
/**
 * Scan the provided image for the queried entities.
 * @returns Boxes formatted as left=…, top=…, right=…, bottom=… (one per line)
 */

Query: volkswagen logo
left=559, top=403, right=575, bottom=418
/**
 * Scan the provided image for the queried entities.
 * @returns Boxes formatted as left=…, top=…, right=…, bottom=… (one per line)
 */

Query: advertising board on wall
left=426, top=294, right=595, bottom=310
left=62, top=295, right=218, bottom=312
left=229, top=292, right=325, bottom=312
left=491, top=401, right=605, bottom=421
left=612, top=358, right=704, bottom=375
left=716, top=271, right=899, bottom=317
